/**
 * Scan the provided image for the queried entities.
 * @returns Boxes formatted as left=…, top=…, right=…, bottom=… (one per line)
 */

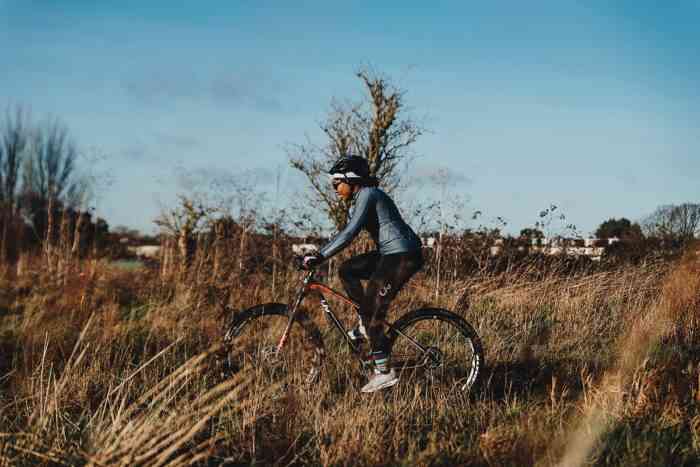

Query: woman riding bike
left=301, top=155, right=423, bottom=393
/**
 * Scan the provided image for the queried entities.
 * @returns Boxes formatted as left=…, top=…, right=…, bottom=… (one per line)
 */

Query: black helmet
left=328, top=155, right=370, bottom=182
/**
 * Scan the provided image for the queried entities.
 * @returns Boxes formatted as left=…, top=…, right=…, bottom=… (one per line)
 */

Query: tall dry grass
left=0, top=243, right=698, bottom=465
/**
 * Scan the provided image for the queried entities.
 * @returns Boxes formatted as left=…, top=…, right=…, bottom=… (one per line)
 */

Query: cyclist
left=301, top=155, right=423, bottom=393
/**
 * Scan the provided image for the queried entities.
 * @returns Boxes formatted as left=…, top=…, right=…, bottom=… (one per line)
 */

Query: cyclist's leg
left=338, top=251, right=381, bottom=306
left=363, top=250, right=424, bottom=372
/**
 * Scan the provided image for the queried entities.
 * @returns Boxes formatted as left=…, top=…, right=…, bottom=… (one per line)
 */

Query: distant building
left=127, top=245, right=161, bottom=259
left=490, top=235, right=611, bottom=261
left=292, top=244, right=319, bottom=255
left=421, top=237, right=437, bottom=249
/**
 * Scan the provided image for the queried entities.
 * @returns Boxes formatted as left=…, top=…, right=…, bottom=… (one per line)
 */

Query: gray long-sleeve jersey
left=319, top=187, right=422, bottom=259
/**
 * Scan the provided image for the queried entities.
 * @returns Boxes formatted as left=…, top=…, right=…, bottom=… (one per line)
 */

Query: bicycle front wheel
left=221, top=303, right=324, bottom=386
left=388, top=308, right=483, bottom=394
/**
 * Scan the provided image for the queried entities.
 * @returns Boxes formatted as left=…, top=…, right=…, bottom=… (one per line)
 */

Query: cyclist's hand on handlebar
left=299, top=254, right=323, bottom=271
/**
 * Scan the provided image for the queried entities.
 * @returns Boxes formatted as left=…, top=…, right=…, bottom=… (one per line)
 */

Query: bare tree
left=0, top=105, right=30, bottom=212
left=288, top=69, right=423, bottom=230
left=642, top=203, right=700, bottom=244
left=18, top=116, right=91, bottom=253
left=0, top=105, right=32, bottom=262
left=156, top=166, right=269, bottom=278
left=21, top=117, right=81, bottom=205
left=155, top=194, right=216, bottom=273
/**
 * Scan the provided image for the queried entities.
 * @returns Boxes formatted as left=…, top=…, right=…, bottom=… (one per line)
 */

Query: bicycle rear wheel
left=388, top=308, right=483, bottom=394
left=221, top=303, right=324, bottom=386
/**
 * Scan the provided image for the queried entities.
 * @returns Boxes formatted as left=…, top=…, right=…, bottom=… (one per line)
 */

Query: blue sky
left=1, top=1, right=698, bottom=236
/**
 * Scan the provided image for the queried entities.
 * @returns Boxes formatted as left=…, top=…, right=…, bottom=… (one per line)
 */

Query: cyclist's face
left=332, top=179, right=353, bottom=199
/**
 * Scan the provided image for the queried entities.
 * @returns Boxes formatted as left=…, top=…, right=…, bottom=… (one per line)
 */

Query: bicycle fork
left=275, top=272, right=313, bottom=355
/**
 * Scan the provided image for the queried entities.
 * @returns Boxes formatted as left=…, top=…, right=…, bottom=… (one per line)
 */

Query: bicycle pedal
left=359, top=353, right=374, bottom=370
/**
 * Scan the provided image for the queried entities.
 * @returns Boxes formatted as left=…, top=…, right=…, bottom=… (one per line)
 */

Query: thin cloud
left=121, top=142, right=149, bottom=162
left=174, top=166, right=277, bottom=193
left=122, top=69, right=283, bottom=112
left=616, top=173, right=639, bottom=187
left=210, top=72, right=283, bottom=111
left=121, top=137, right=196, bottom=165
left=122, top=71, right=199, bottom=105
left=408, top=165, right=471, bottom=188
left=153, top=131, right=201, bottom=151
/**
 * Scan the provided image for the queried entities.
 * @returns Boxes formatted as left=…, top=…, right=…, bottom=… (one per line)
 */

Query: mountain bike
left=220, top=262, right=484, bottom=394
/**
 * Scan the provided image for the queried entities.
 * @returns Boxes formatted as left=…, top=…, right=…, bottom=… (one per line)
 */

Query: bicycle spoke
left=390, top=312, right=482, bottom=395
left=223, top=308, right=322, bottom=388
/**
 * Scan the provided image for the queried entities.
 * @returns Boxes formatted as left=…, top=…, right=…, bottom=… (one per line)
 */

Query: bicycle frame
left=275, top=269, right=431, bottom=363
left=275, top=269, right=360, bottom=356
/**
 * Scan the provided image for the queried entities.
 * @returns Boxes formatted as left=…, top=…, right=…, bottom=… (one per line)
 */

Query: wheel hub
left=423, top=346, right=444, bottom=369
left=259, top=345, right=282, bottom=364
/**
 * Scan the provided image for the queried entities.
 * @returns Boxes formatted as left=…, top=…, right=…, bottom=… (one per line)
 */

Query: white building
left=421, top=237, right=437, bottom=249
left=292, top=244, right=319, bottom=255
left=127, top=245, right=161, bottom=259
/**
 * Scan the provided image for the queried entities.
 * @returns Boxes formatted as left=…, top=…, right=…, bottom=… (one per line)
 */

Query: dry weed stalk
left=2, top=340, right=274, bottom=465
left=551, top=250, right=700, bottom=466
left=87, top=346, right=275, bottom=467
left=2, top=241, right=698, bottom=465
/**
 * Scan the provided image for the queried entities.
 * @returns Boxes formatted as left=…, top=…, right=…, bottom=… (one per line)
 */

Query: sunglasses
left=332, top=178, right=345, bottom=189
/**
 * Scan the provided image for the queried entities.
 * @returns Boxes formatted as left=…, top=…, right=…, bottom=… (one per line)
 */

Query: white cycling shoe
left=361, top=369, right=399, bottom=393
left=348, top=322, right=369, bottom=342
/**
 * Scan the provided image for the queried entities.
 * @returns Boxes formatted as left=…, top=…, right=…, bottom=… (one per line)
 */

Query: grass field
left=0, top=246, right=699, bottom=466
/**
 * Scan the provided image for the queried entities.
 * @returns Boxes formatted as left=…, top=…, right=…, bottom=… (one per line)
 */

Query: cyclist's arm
left=319, top=189, right=372, bottom=260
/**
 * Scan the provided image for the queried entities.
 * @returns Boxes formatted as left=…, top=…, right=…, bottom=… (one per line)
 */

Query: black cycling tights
left=339, top=250, right=424, bottom=354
